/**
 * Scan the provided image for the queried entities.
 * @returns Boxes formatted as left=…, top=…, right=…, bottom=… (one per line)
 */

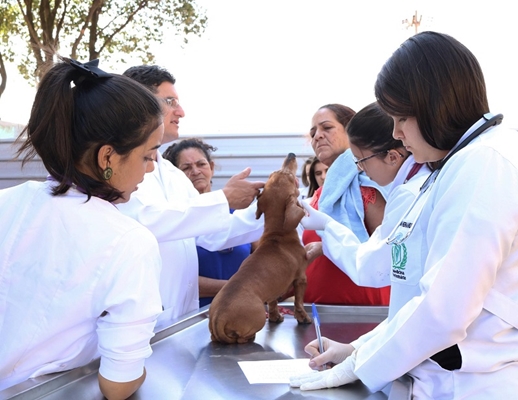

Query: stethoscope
left=386, top=112, right=503, bottom=246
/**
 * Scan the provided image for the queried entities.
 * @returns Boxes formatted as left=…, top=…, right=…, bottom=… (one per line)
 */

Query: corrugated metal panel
left=0, top=140, right=48, bottom=189
left=1, top=133, right=315, bottom=191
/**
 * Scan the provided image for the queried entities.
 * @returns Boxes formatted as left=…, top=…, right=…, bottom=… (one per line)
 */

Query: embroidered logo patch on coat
left=392, top=243, right=408, bottom=280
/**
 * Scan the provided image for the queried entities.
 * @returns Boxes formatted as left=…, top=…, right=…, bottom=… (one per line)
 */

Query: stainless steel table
left=2, top=304, right=404, bottom=400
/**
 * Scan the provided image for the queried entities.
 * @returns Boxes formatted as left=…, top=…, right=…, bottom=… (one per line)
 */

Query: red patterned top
left=361, top=186, right=377, bottom=212
left=302, top=186, right=391, bottom=305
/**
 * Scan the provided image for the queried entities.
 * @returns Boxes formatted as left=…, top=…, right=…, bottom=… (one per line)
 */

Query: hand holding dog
left=300, top=200, right=334, bottom=231
left=304, top=242, right=323, bottom=263
left=223, top=167, right=265, bottom=210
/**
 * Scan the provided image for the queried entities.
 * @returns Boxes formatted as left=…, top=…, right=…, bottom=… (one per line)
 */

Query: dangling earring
left=103, top=167, right=113, bottom=180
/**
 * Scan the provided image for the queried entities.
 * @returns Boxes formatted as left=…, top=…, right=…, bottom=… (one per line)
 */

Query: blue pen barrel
left=312, top=303, right=327, bottom=369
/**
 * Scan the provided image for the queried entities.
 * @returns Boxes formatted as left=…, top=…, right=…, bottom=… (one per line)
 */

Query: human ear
left=97, top=145, right=116, bottom=170
left=387, top=150, right=401, bottom=166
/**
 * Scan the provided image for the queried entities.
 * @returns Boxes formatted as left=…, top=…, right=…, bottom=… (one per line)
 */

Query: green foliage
left=0, top=1, right=24, bottom=95
left=1, top=0, right=207, bottom=83
left=0, top=1, right=22, bottom=63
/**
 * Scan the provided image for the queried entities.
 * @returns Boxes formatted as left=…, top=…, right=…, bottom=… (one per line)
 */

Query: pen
left=311, top=303, right=327, bottom=369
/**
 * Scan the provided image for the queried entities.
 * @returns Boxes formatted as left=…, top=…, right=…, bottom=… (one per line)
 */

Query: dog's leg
left=267, top=300, right=284, bottom=323
left=293, top=277, right=312, bottom=324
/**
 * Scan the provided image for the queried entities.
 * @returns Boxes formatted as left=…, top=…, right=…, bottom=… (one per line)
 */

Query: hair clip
left=70, top=58, right=112, bottom=85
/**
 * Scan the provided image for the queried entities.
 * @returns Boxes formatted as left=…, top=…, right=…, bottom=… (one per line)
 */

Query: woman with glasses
left=162, top=138, right=255, bottom=308
left=300, top=103, right=390, bottom=306
left=291, top=31, right=518, bottom=398
left=349, top=103, right=413, bottom=187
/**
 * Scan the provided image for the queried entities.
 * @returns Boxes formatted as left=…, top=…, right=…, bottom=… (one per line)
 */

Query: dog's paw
left=268, top=313, right=285, bottom=323
left=295, top=312, right=313, bottom=325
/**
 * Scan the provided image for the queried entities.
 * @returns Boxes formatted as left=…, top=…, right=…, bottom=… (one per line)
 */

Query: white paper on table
left=238, top=358, right=316, bottom=384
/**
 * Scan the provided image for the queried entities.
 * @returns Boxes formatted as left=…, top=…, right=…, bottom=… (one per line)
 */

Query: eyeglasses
left=162, top=97, right=181, bottom=109
left=353, top=149, right=406, bottom=171
left=353, top=150, right=389, bottom=171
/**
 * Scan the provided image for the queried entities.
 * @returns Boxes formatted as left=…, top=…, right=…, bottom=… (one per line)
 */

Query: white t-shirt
left=0, top=181, right=162, bottom=390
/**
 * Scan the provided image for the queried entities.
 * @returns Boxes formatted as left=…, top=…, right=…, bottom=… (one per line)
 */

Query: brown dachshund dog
left=209, top=153, right=312, bottom=344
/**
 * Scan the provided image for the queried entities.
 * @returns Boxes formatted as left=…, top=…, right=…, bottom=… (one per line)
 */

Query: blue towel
left=318, top=149, right=389, bottom=242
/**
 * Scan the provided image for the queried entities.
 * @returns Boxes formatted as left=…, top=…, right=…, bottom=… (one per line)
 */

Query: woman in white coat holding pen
left=291, top=31, right=518, bottom=398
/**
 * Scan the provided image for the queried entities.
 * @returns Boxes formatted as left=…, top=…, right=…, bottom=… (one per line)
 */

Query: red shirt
left=302, top=186, right=390, bottom=305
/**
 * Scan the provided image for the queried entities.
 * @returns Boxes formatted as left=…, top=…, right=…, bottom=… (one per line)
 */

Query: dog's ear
left=255, top=192, right=264, bottom=220
left=283, top=199, right=305, bottom=231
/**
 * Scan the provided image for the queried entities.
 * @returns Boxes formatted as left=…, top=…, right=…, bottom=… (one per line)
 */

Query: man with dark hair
left=118, top=65, right=264, bottom=323
left=123, top=65, right=183, bottom=145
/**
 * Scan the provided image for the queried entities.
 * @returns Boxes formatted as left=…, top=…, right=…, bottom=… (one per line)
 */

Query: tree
left=0, top=51, right=6, bottom=100
left=0, top=0, right=207, bottom=90
left=0, top=2, right=22, bottom=98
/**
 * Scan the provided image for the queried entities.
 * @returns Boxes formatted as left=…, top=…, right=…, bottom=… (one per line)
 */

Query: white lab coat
left=0, top=181, right=162, bottom=390
left=117, top=153, right=264, bottom=322
left=343, top=123, right=518, bottom=398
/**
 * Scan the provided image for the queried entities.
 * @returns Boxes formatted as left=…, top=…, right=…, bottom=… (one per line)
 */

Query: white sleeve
left=117, top=163, right=232, bottom=242
left=195, top=201, right=264, bottom=251
left=94, top=227, right=163, bottom=383
left=321, top=221, right=390, bottom=287
left=124, top=189, right=232, bottom=242
left=320, top=185, right=418, bottom=287
left=350, top=318, right=388, bottom=349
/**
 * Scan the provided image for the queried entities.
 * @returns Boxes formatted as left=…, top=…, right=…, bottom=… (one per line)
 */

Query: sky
left=1, top=0, right=517, bottom=136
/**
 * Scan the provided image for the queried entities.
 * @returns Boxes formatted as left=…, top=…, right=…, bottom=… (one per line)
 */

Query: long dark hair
left=375, top=31, right=489, bottom=151
left=301, top=157, right=314, bottom=187
left=17, top=57, right=162, bottom=202
left=307, top=157, right=323, bottom=198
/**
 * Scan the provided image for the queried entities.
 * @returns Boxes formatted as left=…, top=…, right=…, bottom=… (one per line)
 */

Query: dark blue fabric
left=197, top=243, right=252, bottom=307
left=197, top=209, right=252, bottom=307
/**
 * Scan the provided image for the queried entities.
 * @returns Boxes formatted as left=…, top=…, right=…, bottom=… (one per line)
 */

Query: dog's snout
left=282, top=153, right=298, bottom=172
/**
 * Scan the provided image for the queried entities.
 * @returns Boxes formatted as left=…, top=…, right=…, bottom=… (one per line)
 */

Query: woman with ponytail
left=0, top=58, right=164, bottom=399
